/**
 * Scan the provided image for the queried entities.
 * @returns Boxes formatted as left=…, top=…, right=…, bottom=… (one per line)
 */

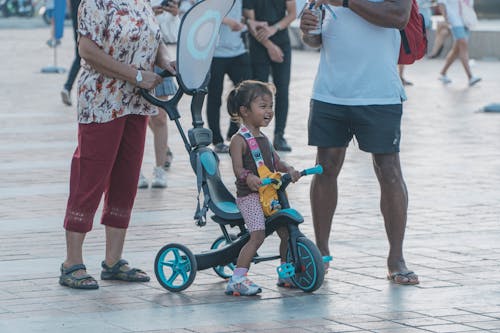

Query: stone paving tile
left=187, top=324, right=246, bottom=333
left=464, top=320, right=500, bottom=330
left=393, top=317, right=455, bottom=327
left=141, top=328, right=197, bottom=333
left=233, top=321, right=291, bottom=330
left=419, top=324, right=488, bottom=333
left=440, top=314, right=500, bottom=324
left=305, top=322, right=364, bottom=332
left=371, top=328, right=432, bottom=333
left=371, top=311, right=430, bottom=321
left=248, top=327, right=315, bottom=333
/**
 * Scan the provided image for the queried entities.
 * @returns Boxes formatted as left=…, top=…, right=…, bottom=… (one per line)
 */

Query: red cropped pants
left=63, top=115, right=148, bottom=233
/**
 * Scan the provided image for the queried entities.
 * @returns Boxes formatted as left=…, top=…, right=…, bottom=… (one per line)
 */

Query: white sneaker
left=61, top=89, right=72, bottom=106
left=469, top=76, right=482, bottom=87
left=151, top=166, right=167, bottom=188
left=138, top=172, right=149, bottom=189
left=225, top=275, right=262, bottom=296
left=439, top=74, right=452, bottom=84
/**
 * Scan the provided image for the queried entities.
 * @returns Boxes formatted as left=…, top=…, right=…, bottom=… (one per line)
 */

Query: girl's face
left=244, top=94, right=274, bottom=128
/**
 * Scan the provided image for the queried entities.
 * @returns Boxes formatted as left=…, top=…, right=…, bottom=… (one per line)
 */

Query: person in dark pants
left=243, top=0, right=296, bottom=152
left=206, top=0, right=251, bottom=154
left=60, top=0, right=81, bottom=106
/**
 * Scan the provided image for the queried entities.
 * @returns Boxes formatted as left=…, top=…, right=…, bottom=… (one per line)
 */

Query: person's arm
left=243, top=8, right=268, bottom=38
left=78, top=36, right=162, bottom=90
left=222, top=16, right=245, bottom=31
left=261, top=39, right=285, bottom=63
left=155, top=42, right=177, bottom=74
left=243, top=8, right=284, bottom=62
left=316, top=0, right=412, bottom=29
left=273, top=153, right=301, bottom=183
left=255, top=0, right=297, bottom=41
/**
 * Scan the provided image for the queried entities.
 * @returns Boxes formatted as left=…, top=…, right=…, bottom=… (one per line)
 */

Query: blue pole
left=54, top=0, right=66, bottom=40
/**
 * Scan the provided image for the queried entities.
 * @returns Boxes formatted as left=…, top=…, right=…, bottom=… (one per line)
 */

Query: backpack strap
left=238, top=125, right=271, bottom=175
left=400, top=29, right=411, bottom=55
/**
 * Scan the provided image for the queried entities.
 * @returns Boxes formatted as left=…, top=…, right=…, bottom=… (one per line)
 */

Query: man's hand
left=299, top=9, right=320, bottom=35
left=266, top=42, right=284, bottom=63
left=246, top=19, right=268, bottom=36
left=224, top=18, right=245, bottom=31
left=316, top=0, right=342, bottom=7
left=255, top=24, right=278, bottom=42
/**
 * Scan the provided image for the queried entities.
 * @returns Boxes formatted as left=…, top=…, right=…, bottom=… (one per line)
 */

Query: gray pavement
left=1, top=22, right=500, bottom=333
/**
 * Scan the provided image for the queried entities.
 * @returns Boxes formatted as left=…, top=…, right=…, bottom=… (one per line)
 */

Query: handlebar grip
left=301, top=164, right=323, bottom=176
left=261, top=178, right=273, bottom=186
left=159, top=69, right=175, bottom=78
left=261, top=178, right=281, bottom=186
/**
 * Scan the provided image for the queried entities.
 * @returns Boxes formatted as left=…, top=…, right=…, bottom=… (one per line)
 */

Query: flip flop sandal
left=101, top=259, right=150, bottom=282
left=323, top=255, right=333, bottom=274
left=59, top=263, right=99, bottom=290
left=387, top=271, right=419, bottom=285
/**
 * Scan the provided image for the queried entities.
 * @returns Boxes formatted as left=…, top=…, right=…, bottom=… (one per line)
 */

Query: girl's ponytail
left=226, top=89, right=240, bottom=122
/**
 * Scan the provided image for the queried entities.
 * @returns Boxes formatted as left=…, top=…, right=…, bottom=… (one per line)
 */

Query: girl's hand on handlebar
left=287, top=167, right=301, bottom=183
left=246, top=174, right=262, bottom=192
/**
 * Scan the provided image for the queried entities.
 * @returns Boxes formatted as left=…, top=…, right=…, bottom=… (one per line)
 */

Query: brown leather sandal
left=100, top=259, right=150, bottom=282
left=59, top=263, right=99, bottom=290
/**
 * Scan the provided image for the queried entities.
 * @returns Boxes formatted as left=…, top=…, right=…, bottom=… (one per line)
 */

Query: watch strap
left=135, top=70, right=142, bottom=85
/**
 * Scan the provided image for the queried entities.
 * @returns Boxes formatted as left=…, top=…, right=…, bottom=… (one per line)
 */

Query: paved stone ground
left=1, top=24, right=500, bottom=333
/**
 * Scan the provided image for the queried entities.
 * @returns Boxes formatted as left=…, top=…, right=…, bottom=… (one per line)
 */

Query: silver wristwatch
left=135, top=70, right=143, bottom=85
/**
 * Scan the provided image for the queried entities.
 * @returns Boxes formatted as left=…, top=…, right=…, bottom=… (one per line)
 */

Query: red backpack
left=398, top=0, right=428, bottom=65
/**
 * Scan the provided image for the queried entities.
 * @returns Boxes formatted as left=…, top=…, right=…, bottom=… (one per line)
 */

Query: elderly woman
left=59, top=0, right=176, bottom=289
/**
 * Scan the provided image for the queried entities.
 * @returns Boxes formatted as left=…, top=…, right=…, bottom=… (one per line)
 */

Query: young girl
left=225, top=80, right=301, bottom=296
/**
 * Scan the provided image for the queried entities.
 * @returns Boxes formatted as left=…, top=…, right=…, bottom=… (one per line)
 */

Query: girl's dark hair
left=226, top=80, right=275, bottom=123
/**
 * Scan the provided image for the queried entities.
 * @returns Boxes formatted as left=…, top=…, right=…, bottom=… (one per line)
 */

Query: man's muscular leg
left=310, top=147, right=346, bottom=258
left=373, top=152, right=418, bottom=284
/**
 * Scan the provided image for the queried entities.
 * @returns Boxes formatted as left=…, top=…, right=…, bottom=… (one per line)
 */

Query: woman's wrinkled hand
left=138, top=70, right=163, bottom=90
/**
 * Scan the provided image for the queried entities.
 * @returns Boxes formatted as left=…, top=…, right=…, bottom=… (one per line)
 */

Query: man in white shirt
left=300, top=0, right=419, bottom=285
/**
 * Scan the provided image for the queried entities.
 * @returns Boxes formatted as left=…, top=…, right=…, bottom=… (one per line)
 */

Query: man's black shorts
left=308, top=99, right=403, bottom=154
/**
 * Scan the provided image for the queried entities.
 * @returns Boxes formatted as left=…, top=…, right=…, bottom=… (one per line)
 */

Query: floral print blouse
left=77, top=0, right=161, bottom=124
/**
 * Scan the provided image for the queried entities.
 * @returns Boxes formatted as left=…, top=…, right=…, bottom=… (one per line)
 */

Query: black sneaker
left=273, top=135, right=292, bottom=152
left=214, top=143, right=230, bottom=154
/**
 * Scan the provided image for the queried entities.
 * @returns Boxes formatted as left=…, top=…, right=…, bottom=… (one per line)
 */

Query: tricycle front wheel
left=288, top=237, right=325, bottom=292
left=154, top=243, right=197, bottom=292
